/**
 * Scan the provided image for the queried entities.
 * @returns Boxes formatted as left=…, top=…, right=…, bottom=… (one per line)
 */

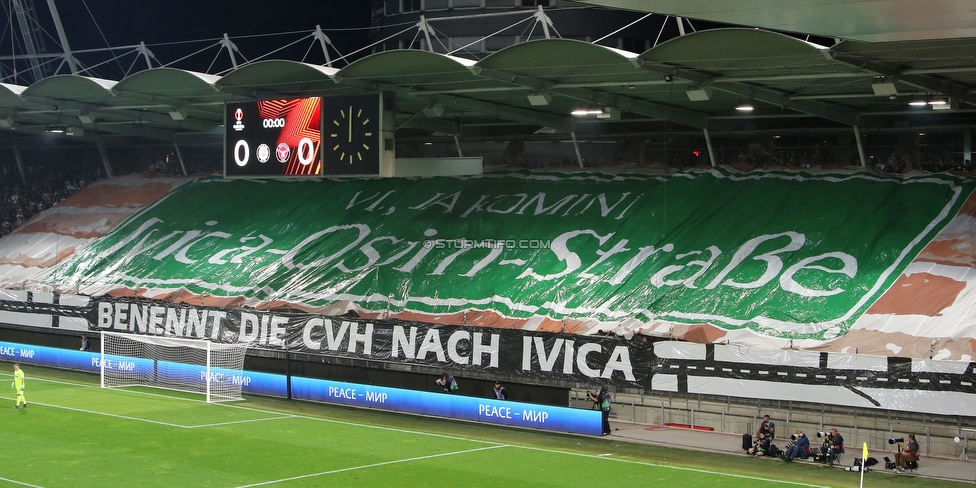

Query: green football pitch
left=0, top=362, right=960, bottom=488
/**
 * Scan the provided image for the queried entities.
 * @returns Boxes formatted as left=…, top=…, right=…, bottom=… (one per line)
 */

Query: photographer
left=435, top=373, right=458, bottom=394
left=818, top=428, right=844, bottom=465
left=747, top=431, right=771, bottom=456
left=757, top=415, right=776, bottom=440
left=587, top=386, right=612, bottom=436
left=894, top=433, right=919, bottom=473
left=782, top=430, right=811, bottom=461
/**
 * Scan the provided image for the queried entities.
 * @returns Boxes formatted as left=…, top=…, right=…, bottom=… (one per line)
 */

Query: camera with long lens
left=790, top=434, right=798, bottom=441
left=816, top=431, right=831, bottom=439
left=888, top=437, right=905, bottom=444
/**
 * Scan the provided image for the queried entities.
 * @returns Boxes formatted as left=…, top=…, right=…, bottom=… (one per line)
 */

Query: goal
left=100, top=331, right=250, bottom=403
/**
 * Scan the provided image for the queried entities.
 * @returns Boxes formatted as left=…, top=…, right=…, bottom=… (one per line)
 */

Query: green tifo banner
left=44, top=169, right=975, bottom=340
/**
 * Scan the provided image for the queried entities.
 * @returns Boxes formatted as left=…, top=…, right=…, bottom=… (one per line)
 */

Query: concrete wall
left=572, top=389, right=976, bottom=459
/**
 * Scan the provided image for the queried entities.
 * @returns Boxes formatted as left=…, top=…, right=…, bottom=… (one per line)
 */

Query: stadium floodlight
left=422, top=103, right=444, bottom=117
left=596, top=107, right=621, bottom=120
left=735, top=99, right=755, bottom=112
left=685, top=85, right=713, bottom=101
left=871, top=76, right=898, bottom=96
left=527, top=90, right=552, bottom=106
left=100, top=331, right=250, bottom=403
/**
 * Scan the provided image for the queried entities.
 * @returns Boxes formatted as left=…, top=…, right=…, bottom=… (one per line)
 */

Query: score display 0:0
left=232, top=137, right=317, bottom=167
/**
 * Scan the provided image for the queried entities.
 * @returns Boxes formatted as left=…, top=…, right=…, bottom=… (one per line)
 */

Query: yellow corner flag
left=859, top=442, right=869, bottom=487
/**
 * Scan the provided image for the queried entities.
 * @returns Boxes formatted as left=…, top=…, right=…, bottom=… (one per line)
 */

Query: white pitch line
left=0, top=397, right=191, bottom=428
left=235, top=445, right=508, bottom=487
left=0, top=393, right=293, bottom=429
left=0, top=370, right=499, bottom=444
left=512, top=445, right=828, bottom=488
left=0, top=476, right=44, bottom=488
left=187, top=415, right=300, bottom=429
left=224, top=404, right=506, bottom=446
left=219, top=399, right=826, bottom=488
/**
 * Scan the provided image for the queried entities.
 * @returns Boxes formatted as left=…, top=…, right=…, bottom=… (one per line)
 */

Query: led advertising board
left=225, top=98, right=322, bottom=177
left=0, top=340, right=600, bottom=436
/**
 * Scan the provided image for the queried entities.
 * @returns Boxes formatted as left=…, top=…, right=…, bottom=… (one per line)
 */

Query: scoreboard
left=224, top=94, right=383, bottom=178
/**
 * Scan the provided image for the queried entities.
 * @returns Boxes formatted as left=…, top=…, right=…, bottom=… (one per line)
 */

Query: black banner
left=91, top=297, right=653, bottom=387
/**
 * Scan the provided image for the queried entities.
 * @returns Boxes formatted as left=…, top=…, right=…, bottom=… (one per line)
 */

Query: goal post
left=100, top=331, right=250, bottom=403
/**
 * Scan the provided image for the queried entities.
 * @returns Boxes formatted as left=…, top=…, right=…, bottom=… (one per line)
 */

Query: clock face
left=322, top=94, right=381, bottom=176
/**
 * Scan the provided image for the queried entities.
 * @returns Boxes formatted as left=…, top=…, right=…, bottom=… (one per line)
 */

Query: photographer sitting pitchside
left=747, top=431, right=771, bottom=456
left=781, top=430, right=811, bottom=461
left=818, top=428, right=844, bottom=465
left=894, top=434, right=919, bottom=473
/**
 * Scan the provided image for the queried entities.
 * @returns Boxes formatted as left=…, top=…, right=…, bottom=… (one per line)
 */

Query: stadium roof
left=575, top=0, right=976, bottom=42
left=0, top=20, right=973, bottom=148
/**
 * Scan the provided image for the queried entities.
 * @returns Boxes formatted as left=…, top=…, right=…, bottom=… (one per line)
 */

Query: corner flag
left=859, top=442, right=868, bottom=487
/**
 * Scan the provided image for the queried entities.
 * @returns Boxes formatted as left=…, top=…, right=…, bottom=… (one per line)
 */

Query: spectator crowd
left=0, top=162, right=104, bottom=237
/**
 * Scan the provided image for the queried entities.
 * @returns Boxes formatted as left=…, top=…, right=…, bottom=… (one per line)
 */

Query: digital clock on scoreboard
left=224, top=97, right=322, bottom=177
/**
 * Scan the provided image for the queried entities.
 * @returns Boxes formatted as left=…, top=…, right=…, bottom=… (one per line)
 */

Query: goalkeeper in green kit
left=12, top=363, right=26, bottom=408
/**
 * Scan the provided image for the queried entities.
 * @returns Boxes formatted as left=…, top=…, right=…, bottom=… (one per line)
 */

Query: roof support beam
left=430, top=93, right=574, bottom=132
left=339, top=75, right=575, bottom=132
left=712, top=82, right=862, bottom=126
left=472, top=66, right=717, bottom=130
left=829, top=50, right=976, bottom=107
left=559, top=86, right=719, bottom=130
left=639, top=63, right=863, bottom=127
left=396, top=116, right=458, bottom=134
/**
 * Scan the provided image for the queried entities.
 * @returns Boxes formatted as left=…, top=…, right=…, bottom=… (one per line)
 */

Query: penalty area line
left=235, top=445, right=508, bottom=487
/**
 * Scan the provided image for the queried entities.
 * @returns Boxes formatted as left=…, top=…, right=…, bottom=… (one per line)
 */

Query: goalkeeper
left=12, top=363, right=26, bottom=408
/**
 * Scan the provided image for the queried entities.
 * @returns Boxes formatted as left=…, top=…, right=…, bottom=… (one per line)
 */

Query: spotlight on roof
left=78, top=113, right=96, bottom=124
left=422, top=103, right=444, bottom=117
left=526, top=90, right=552, bottom=106
left=929, top=97, right=953, bottom=110
left=169, top=108, right=188, bottom=121
left=871, top=76, right=898, bottom=96
left=908, top=99, right=928, bottom=106
left=735, top=100, right=754, bottom=112
left=45, top=126, right=65, bottom=134
left=596, top=107, right=620, bottom=120
left=685, top=84, right=713, bottom=101
left=571, top=107, right=603, bottom=116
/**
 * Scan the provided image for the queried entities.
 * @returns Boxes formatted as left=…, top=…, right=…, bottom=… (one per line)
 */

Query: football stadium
left=1, top=1, right=976, bottom=486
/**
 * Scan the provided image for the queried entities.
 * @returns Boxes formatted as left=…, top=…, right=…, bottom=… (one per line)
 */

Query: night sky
left=3, top=0, right=372, bottom=80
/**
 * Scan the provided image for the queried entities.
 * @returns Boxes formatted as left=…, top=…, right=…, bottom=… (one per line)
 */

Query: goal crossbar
left=100, top=331, right=250, bottom=403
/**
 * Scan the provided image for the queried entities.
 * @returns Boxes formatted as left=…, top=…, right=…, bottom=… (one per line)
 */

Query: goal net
left=100, top=331, right=250, bottom=403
